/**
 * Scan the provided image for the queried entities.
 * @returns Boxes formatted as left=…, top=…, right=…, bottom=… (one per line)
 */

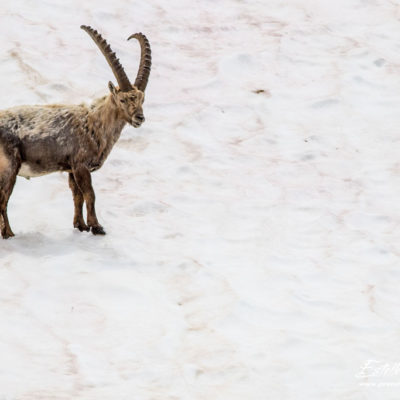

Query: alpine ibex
left=0, top=25, right=151, bottom=238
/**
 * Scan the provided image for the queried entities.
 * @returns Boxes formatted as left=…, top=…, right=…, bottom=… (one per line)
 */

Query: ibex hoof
left=1, top=230, right=15, bottom=239
left=91, top=226, right=106, bottom=235
left=74, top=222, right=90, bottom=232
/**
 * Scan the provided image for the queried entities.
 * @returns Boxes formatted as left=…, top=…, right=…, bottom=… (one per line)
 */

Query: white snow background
left=0, top=0, right=400, bottom=398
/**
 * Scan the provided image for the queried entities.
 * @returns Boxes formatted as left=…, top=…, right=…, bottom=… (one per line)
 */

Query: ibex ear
left=108, top=81, right=117, bottom=96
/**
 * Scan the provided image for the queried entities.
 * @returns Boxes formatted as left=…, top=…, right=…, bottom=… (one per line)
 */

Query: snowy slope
left=1, top=0, right=400, bottom=398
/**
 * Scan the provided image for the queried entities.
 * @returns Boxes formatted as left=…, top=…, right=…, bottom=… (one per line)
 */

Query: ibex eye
left=120, top=99, right=126, bottom=103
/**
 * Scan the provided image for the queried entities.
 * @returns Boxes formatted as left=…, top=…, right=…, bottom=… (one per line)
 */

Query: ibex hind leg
left=0, top=140, right=21, bottom=239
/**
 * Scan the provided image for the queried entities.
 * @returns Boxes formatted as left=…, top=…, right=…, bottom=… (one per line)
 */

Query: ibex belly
left=18, top=134, right=75, bottom=178
left=18, top=163, right=52, bottom=178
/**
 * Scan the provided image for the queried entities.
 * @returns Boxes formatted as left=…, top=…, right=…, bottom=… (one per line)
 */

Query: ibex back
left=0, top=25, right=151, bottom=238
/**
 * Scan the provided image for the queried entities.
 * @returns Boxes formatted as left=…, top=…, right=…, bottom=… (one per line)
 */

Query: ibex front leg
left=71, top=165, right=105, bottom=235
left=68, top=173, right=89, bottom=232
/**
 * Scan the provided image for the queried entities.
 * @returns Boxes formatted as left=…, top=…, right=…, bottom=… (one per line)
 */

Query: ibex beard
left=0, top=25, right=151, bottom=239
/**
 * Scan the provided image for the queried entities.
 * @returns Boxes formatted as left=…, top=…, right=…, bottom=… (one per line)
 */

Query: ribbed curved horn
left=128, top=33, right=151, bottom=92
left=81, top=25, right=132, bottom=92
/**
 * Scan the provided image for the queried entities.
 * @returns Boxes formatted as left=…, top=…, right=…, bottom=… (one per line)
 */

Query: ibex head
left=81, top=26, right=151, bottom=128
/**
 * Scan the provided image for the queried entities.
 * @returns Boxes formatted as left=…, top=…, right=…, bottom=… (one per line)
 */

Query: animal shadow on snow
left=0, top=231, right=110, bottom=260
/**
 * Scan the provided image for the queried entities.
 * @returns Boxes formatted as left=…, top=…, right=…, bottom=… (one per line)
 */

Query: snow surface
left=1, top=0, right=400, bottom=398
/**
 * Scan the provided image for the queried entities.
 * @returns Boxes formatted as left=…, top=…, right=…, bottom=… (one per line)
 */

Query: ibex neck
left=89, top=95, right=126, bottom=136
left=86, top=95, right=126, bottom=168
